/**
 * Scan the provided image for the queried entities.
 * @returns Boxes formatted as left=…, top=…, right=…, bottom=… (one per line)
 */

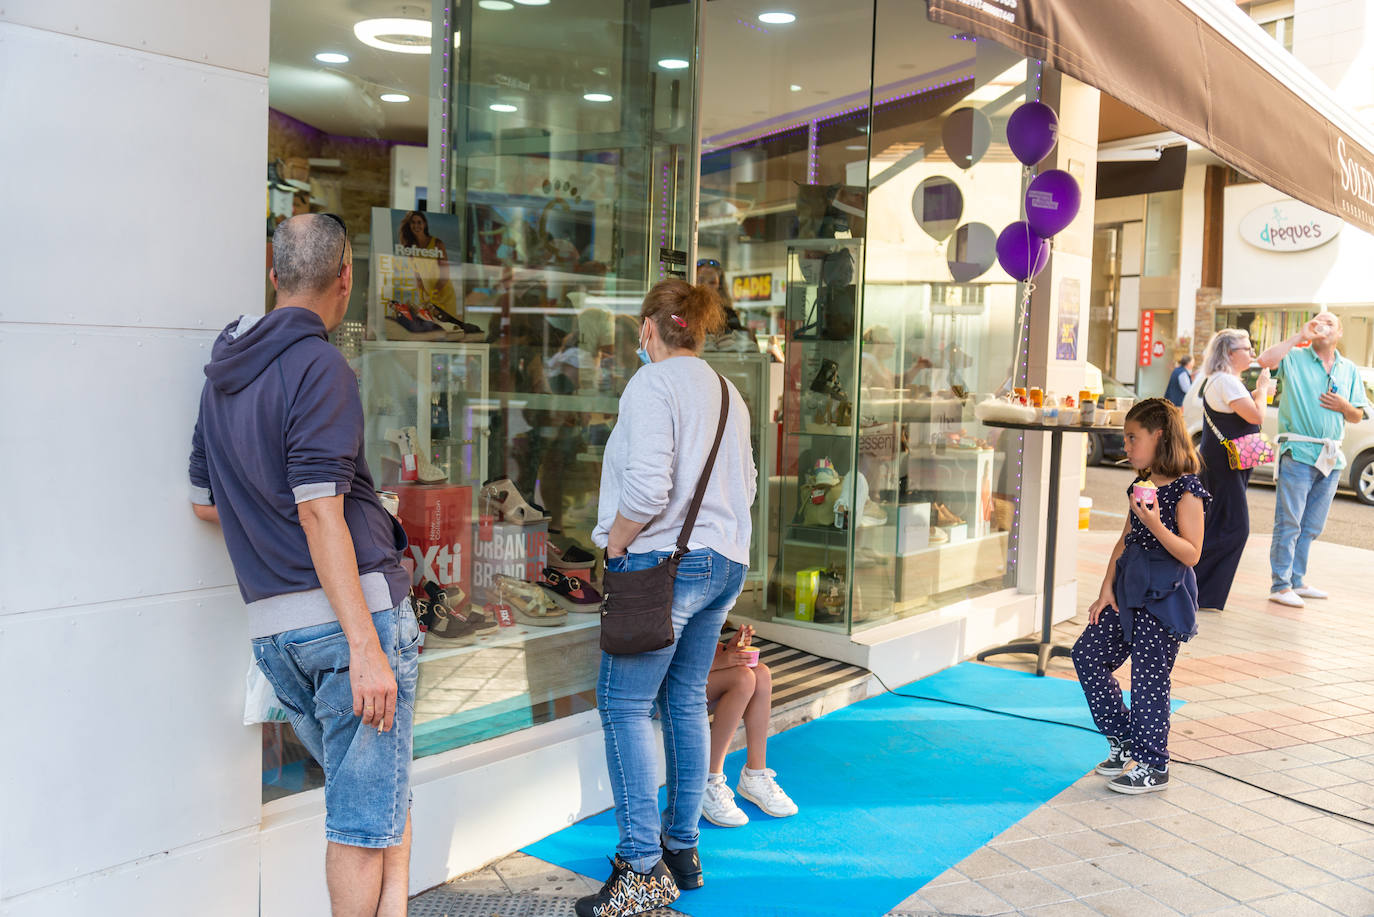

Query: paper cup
left=1132, top=483, right=1156, bottom=507
left=740, top=646, right=760, bottom=668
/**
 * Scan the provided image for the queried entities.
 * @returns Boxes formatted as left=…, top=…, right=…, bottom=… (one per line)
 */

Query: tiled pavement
left=415, top=531, right=1374, bottom=916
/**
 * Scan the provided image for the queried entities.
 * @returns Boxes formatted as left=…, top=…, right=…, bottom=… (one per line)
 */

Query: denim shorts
left=253, top=602, right=420, bottom=848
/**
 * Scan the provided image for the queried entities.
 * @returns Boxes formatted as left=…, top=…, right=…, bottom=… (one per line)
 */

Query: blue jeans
left=1271, top=454, right=1342, bottom=592
left=253, top=602, right=420, bottom=847
left=598, top=548, right=747, bottom=873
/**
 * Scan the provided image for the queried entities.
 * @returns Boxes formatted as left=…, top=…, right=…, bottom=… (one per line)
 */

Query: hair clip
left=670, top=314, right=687, bottom=327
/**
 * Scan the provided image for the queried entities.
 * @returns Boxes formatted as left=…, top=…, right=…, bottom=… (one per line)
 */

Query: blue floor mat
left=524, top=662, right=1169, bottom=917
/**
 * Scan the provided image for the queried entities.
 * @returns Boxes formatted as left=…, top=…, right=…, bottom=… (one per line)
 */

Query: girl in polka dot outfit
left=1072, top=399, right=1210, bottom=795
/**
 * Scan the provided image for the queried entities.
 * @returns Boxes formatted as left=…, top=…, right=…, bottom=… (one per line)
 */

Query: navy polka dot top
left=1125, top=474, right=1211, bottom=551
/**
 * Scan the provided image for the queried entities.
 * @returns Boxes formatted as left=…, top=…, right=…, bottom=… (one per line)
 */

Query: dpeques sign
left=1240, top=200, right=1342, bottom=253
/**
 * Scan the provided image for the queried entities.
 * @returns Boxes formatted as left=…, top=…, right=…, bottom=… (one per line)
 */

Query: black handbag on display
left=599, top=374, right=730, bottom=655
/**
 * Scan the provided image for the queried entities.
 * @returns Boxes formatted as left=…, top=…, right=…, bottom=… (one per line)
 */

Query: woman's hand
left=1088, top=588, right=1114, bottom=626
left=1253, top=367, right=1273, bottom=401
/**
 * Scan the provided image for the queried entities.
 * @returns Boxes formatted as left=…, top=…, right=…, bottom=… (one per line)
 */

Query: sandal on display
left=385, top=426, right=449, bottom=484
left=810, top=358, right=843, bottom=397
left=929, top=525, right=950, bottom=544
left=495, top=575, right=567, bottom=627
left=548, top=541, right=597, bottom=572
left=934, top=503, right=965, bottom=526
left=479, top=477, right=549, bottom=525
left=537, top=568, right=603, bottom=614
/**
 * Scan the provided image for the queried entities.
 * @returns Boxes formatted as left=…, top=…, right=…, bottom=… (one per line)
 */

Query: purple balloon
left=1007, top=101, right=1059, bottom=167
left=996, top=221, right=1051, bottom=282
left=1025, top=169, right=1082, bottom=238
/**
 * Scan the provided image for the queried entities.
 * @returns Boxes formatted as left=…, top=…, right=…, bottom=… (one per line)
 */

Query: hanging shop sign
left=1139, top=310, right=1155, bottom=367
left=1239, top=199, right=1343, bottom=252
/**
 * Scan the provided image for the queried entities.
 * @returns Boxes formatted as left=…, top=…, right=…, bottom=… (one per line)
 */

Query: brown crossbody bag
left=599, top=373, right=729, bottom=655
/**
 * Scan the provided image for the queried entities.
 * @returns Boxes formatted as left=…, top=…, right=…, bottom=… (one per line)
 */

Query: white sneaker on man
left=736, top=767, right=799, bottom=818
left=1294, top=586, right=1328, bottom=599
left=700, top=773, right=749, bottom=827
left=1269, top=589, right=1306, bottom=608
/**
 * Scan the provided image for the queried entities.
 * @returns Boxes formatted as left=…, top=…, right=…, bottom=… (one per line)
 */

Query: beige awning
left=927, top=0, right=1374, bottom=236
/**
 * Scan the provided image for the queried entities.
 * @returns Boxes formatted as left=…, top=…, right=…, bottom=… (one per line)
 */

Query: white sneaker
left=736, top=767, right=799, bottom=818
left=700, top=773, right=748, bottom=827
left=1294, top=586, right=1328, bottom=599
left=1269, top=589, right=1306, bottom=608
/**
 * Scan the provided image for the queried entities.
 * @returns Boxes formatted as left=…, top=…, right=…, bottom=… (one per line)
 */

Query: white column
left=0, top=3, right=269, bottom=914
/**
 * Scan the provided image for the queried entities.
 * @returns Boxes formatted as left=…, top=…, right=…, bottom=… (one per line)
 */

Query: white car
left=1181, top=364, right=1374, bottom=505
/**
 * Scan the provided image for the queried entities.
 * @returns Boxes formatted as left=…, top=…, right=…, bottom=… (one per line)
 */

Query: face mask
left=636, top=322, right=652, bottom=365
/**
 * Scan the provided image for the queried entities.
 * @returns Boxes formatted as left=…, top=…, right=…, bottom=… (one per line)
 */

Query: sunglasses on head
left=697, top=258, right=721, bottom=269
left=321, top=212, right=348, bottom=277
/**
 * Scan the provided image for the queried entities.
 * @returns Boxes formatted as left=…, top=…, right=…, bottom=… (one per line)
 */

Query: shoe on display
left=809, top=458, right=840, bottom=487
left=934, top=502, right=965, bottom=526
left=1293, top=585, right=1328, bottom=599
left=700, top=773, right=749, bottom=827
left=1108, top=763, right=1169, bottom=795
left=479, top=476, right=549, bottom=524
left=1268, top=589, right=1305, bottom=608
left=385, top=426, right=448, bottom=484
left=538, top=568, right=604, bottom=613
left=389, top=302, right=443, bottom=335
left=929, top=526, right=949, bottom=544
left=736, top=767, right=799, bottom=817
left=495, top=575, right=567, bottom=627
left=658, top=842, right=704, bottom=890
left=1094, top=736, right=1132, bottom=776
left=809, top=358, right=843, bottom=396
left=574, top=855, right=680, bottom=917
left=548, top=541, right=597, bottom=571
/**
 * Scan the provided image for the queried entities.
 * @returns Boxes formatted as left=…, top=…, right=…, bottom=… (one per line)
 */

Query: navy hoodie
left=189, top=307, right=409, bottom=638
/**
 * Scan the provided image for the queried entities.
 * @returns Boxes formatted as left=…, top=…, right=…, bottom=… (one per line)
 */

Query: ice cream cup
left=739, top=646, right=760, bottom=668
left=1132, top=481, right=1157, bottom=508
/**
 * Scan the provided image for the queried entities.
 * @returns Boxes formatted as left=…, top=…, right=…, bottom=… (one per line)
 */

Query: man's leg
left=1270, top=455, right=1311, bottom=593
left=1292, top=463, right=1341, bottom=591
left=326, top=845, right=385, bottom=917
left=377, top=812, right=412, bottom=917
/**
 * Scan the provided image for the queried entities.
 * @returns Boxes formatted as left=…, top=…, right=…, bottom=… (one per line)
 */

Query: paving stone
left=1250, top=892, right=1343, bottom=916
left=1193, top=864, right=1287, bottom=901
left=978, top=871, right=1075, bottom=910
left=1034, top=859, right=1130, bottom=898
left=1300, top=880, right=1374, bottom=916
left=918, top=880, right=1016, bottom=916
left=1075, top=886, right=1184, bottom=916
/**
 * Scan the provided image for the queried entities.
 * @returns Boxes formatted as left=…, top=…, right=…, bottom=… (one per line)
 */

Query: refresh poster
left=370, top=207, right=466, bottom=338
left=1056, top=278, right=1081, bottom=362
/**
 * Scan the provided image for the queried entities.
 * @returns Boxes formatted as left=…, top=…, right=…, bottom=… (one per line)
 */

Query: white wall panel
left=0, top=22, right=265, bottom=331
left=1, top=832, right=258, bottom=917
left=0, top=1, right=268, bottom=76
left=0, top=591, right=260, bottom=898
left=0, top=325, right=237, bottom=615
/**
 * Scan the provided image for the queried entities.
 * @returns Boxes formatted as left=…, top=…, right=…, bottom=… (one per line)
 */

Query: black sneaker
left=575, top=855, right=680, bottom=917
left=659, top=842, right=703, bottom=890
left=1094, top=736, right=1132, bottom=776
left=1108, top=762, right=1169, bottom=795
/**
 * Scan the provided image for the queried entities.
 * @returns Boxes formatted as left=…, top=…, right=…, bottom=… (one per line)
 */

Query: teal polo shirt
left=1275, top=346, right=1367, bottom=470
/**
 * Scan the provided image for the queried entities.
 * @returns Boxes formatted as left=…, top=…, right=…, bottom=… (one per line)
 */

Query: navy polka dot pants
left=1071, top=605, right=1180, bottom=769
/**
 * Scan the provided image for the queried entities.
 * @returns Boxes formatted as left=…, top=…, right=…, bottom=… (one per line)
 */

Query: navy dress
left=1195, top=378, right=1258, bottom=610
left=1071, top=474, right=1211, bottom=769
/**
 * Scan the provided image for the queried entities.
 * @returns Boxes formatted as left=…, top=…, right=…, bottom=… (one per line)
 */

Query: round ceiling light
left=478, top=0, right=515, bottom=9
left=657, top=58, right=690, bottom=70
left=583, top=92, right=613, bottom=102
left=315, top=51, right=349, bottom=64
left=490, top=103, right=518, bottom=112
left=380, top=92, right=410, bottom=103
left=353, top=18, right=431, bottom=54
left=513, top=0, right=551, bottom=5
left=758, top=11, right=797, bottom=24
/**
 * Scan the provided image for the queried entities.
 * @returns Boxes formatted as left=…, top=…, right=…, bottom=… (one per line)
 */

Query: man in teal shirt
left=1258, top=312, right=1367, bottom=607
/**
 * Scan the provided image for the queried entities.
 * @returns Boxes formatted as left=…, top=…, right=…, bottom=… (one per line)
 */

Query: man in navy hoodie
left=189, top=213, right=417, bottom=916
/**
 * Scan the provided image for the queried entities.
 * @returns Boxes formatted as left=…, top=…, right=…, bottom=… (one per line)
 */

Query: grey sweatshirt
left=593, top=356, right=756, bottom=566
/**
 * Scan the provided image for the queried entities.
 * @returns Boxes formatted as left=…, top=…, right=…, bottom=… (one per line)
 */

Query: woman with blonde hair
left=1194, top=329, right=1273, bottom=612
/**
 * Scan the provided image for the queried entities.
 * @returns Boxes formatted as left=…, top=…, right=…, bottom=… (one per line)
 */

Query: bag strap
left=1199, top=378, right=1231, bottom=445
left=675, top=373, right=730, bottom=557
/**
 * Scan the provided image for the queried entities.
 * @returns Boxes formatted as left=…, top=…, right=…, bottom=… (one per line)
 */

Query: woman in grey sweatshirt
left=579, top=280, right=756, bottom=917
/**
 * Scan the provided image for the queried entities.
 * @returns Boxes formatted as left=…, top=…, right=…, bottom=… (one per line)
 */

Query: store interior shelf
left=418, top=616, right=600, bottom=663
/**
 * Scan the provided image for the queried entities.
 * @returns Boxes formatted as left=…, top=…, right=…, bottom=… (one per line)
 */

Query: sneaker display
left=1108, top=762, right=1169, bottom=795
left=1094, top=736, right=1132, bottom=776
left=574, top=855, right=680, bottom=917
left=659, top=842, right=703, bottom=889
left=537, top=567, right=603, bottom=613
left=700, top=773, right=749, bottom=827
left=736, top=767, right=799, bottom=817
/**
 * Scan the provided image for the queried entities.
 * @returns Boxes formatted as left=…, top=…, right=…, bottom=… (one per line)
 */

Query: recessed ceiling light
left=593, top=66, right=610, bottom=76
left=583, top=92, right=613, bottom=102
left=380, top=93, right=410, bottom=103
left=658, top=58, right=690, bottom=70
left=490, top=103, right=518, bottom=112
left=478, top=0, right=515, bottom=9
left=315, top=51, right=349, bottom=64
left=513, top=0, right=551, bottom=4
left=758, top=11, right=796, bottom=24
left=353, top=18, right=431, bottom=54
left=789, top=84, right=802, bottom=92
